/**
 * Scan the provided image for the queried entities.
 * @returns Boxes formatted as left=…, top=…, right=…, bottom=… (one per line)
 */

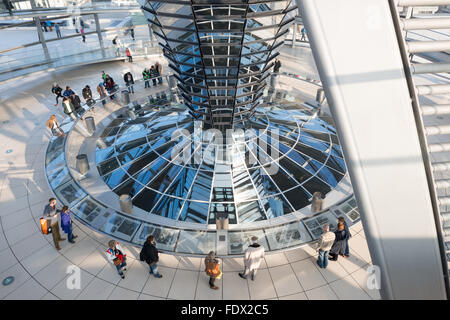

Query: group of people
left=142, top=62, right=163, bottom=88
left=316, top=217, right=351, bottom=269
left=51, top=84, right=85, bottom=121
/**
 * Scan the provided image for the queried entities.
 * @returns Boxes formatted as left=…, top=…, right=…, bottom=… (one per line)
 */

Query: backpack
left=139, top=244, right=147, bottom=261
left=205, top=258, right=221, bottom=277
left=112, top=38, right=117, bottom=45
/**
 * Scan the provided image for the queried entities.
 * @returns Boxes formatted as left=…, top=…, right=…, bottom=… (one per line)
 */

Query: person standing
left=70, top=92, right=84, bottom=119
left=239, top=236, right=265, bottom=281
left=43, top=198, right=66, bottom=250
left=338, top=217, right=351, bottom=257
left=273, top=59, right=281, bottom=74
left=46, top=20, right=52, bottom=32
left=62, top=97, right=76, bottom=120
left=129, top=27, right=135, bottom=41
left=97, top=82, right=107, bottom=106
left=106, top=240, right=127, bottom=279
left=55, top=23, right=61, bottom=38
left=60, top=206, right=78, bottom=244
left=105, top=76, right=116, bottom=100
left=73, top=17, right=79, bottom=33
left=123, top=71, right=134, bottom=93
left=82, top=85, right=95, bottom=108
left=316, top=224, right=336, bottom=269
left=46, top=114, right=65, bottom=137
left=329, top=222, right=348, bottom=261
left=139, top=235, right=163, bottom=278
left=204, top=251, right=221, bottom=290
left=142, top=68, right=150, bottom=88
left=155, top=61, right=163, bottom=84
left=51, top=83, right=64, bottom=106
left=300, top=27, right=307, bottom=42
left=150, top=65, right=157, bottom=86
left=3, top=0, right=12, bottom=15
left=42, top=21, right=48, bottom=32
left=63, top=86, right=74, bottom=98
left=125, top=48, right=133, bottom=62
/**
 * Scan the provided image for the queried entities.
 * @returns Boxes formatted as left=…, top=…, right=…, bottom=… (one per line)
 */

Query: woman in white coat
left=239, top=236, right=265, bottom=281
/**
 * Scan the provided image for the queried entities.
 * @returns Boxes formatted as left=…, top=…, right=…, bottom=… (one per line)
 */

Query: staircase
left=392, top=0, right=450, bottom=288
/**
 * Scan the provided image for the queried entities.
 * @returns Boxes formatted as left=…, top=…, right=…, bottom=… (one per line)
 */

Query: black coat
left=52, top=86, right=62, bottom=96
left=124, top=72, right=134, bottom=84
left=82, top=87, right=92, bottom=100
left=70, top=95, right=82, bottom=109
left=142, top=242, right=159, bottom=264
left=330, top=229, right=348, bottom=255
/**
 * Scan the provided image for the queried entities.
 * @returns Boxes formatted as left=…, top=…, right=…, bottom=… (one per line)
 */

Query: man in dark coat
left=82, top=85, right=95, bottom=107
left=273, top=59, right=281, bottom=73
left=70, top=93, right=84, bottom=119
left=140, top=235, right=163, bottom=278
left=338, top=216, right=352, bottom=257
left=52, top=83, right=63, bottom=106
left=329, top=222, right=348, bottom=261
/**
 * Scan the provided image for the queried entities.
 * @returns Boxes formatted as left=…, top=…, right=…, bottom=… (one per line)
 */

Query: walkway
left=0, top=47, right=379, bottom=300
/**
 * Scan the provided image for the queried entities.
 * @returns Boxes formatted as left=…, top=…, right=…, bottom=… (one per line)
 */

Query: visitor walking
left=97, top=82, right=108, bottom=106
left=273, top=59, right=281, bottom=74
left=300, top=27, right=307, bottom=42
left=80, top=27, right=86, bottom=43
left=150, top=65, right=157, bottom=86
left=46, top=114, right=65, bottom=137
left=63, top=86, right=74, bottom=98
left=82, top=85, right=95, bottom=108
left=239, top=236, right=265, bottom=281
left=55, top=23, right=62, bottom=38
left=129, top=27, right=135, bottom=41
left=123, top=71, right=134, bottom=93
left=155, top=61, right=163, bottom=84
left=139, top=235, right=163, bottom=278
left=46, top=20, right=52, bottom=32
left=105, top=76, right=117, bottom=100
left=113, top=36, right=121, bottom=56
left=51, top=83, right=64, bottom=106
left=60, top=206, right=78, bottom=244
left=329, top=222, right=349, bottom=261
left=142, top=68, right=151, bottom=88
left=338, top=217, right=351, bottom=257
left=106, top=240, right=127, bottom=279
left=43, top=198, right=66, bottom=250
left=316, top=224, right=336, bottom=269
left=204, top=251, right=221, bottom=290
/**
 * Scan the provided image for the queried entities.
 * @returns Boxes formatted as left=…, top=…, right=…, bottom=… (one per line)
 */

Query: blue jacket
left=61, top=211, right=72, bottom=234
left=63, top=89, right=74, bottom=97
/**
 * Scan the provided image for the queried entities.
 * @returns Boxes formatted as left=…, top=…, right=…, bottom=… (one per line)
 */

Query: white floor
left=0, top=46, right=381, bottom=300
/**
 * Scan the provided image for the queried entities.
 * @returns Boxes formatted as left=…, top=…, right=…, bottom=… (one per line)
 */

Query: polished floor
left=0, top=46, right=381, bottom=300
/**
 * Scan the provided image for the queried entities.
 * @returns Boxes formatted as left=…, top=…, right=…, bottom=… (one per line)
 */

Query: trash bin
left=84, top=116, right=95, bottom=135
left=311, top=191, right=325, bottom=213
left=76, top=154, right=90, bottom=175
left=121, top=89, right=130, bottom=105
left=119, top=194, right=133, bottom=214
left=216, top=212, right=229, bottom=230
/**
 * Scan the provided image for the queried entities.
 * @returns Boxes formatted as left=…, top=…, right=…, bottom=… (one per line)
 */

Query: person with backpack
left=123, top=71, right=134, bottom=93
left=113, top=36, right=121, bottom=56
left=80, top=27, right=86, bottom=43
left=52, top=83, right=64, bottom=106
left=139, top=235, right=163, bottom=278
left=106, top=240, right=127, bottom=279
left=142, top=68, right=151, bottom=88
left=239, top=236, right=265, bottom=281
left=43, top=198, right=66, bottom=250
left=60, top=206, right=78, bottom=244
left=204, top=251, right=221, bottom=290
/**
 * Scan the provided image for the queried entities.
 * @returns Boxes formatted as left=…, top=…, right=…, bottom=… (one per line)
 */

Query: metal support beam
left=299, top=0, right=447, bottom=299
left=148, top=24, right=154, bottom=47
left=34, top=17, right=50, bottom=63
left=292, top=22, right=297, bottom=48
left=94, top=13, right=105, bottom=57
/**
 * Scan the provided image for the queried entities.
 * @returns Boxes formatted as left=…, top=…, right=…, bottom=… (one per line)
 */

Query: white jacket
left=105, top=243, right=126, bottom=264
left=244, top=244, right=265, bottom=270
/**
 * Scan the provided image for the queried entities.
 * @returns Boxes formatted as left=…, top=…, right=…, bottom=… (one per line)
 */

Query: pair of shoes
left=123, top=267, right=127, bottom=271
left=56, top=247, right=61, bottom=251
left=59, top=238, right=66, bottom=241
left=344, top=254, right=350, bottom=258
left=154, top=274, right=162, bottom=278
left=210, top=286, right=219, bottom=290
left=69, top=241, right=75, bottom=244
left=238, top=273, right=247, bottom=280
left=316, top=260, right=323, bottom=268
left=73, top=235, right=78, bottom=239
left=251, top=275, right=255, bottom=281
left=121, top=275, right=125, bottom=279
